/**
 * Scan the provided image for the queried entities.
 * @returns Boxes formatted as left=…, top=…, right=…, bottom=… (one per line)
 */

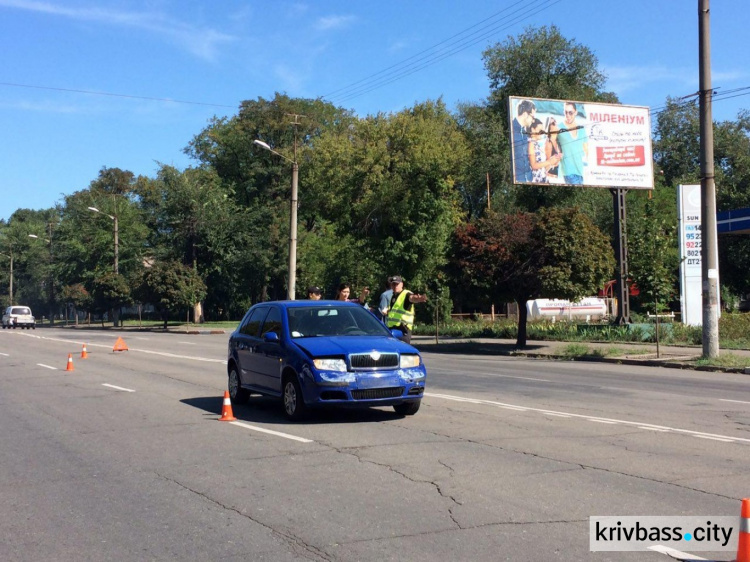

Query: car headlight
left=313, top=358, right=347, bottom=372
left=400, top=354, right=421, bottom=368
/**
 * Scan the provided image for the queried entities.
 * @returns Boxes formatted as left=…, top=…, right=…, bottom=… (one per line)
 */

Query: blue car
left=227, top=301, right=427, bottom=420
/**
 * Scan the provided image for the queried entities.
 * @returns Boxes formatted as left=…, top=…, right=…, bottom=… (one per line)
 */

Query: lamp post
left=253, top=139, right=298, bottom=300
left=29, top=226, right=54, bottom=325
left=87, top=207, right=119, bottom=274
left=0, top=250, right=12, bottom=306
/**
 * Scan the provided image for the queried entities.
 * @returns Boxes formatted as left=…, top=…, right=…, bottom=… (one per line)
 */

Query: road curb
left=414, top=342, right=749, bottom=374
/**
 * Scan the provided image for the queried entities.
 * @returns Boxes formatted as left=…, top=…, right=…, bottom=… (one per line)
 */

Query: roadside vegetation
left=2, top=25, right=749, bottom=348
left=414, top=312, right=750, bottom=350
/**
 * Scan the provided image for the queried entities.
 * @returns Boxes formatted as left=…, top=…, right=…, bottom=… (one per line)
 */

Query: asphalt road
left=1, top=328, right=748, bottom=561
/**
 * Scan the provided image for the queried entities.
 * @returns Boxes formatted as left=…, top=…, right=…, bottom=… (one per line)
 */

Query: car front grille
left=351, top=387, right=405, bottom=400
left=349, top=352, right=399, bottom=370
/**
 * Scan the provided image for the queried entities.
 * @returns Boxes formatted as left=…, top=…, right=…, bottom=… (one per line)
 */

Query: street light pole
left=253, top=139, right=298, bottom=300
left=29, top=229, right=54, bottom=325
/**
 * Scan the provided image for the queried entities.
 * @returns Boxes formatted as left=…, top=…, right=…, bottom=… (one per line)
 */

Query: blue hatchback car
left=227, top=301, right=427, bottom=420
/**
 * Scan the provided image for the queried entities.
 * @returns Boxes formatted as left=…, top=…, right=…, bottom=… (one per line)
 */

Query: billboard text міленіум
left=508, top=97, right=654, bottom=189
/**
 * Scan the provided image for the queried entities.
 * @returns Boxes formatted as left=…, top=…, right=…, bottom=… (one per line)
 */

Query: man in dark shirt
left=511, top=99, right=536, bottom=184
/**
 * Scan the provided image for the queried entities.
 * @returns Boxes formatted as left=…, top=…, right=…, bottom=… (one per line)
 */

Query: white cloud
left=314, top=14, right=355, bottom=31
left=0, top=0, right=236, bottom=61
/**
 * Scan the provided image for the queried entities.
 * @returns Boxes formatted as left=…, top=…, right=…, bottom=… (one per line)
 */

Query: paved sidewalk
left=411, top=335, right=750, bottom=374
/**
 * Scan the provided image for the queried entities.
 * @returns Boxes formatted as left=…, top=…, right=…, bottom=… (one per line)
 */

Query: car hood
left=293, top=336, right=418, bottom=358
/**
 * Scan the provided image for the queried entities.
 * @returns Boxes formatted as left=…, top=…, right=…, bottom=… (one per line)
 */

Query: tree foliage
left=135, top=260, right=207, bottom=328
left=454, top=208, right=614, bottom=347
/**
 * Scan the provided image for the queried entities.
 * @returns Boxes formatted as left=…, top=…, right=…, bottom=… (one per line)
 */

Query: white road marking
left=178, top=341, right=196, bottom=345
left=491, top=374, right=552, bottom=382
left=587, top=419, right=618, bottom=424
left=720, top=398, right=750, bottom=405
left=229, top=421, right=313, bottom=443
left=693, top=434, right=735, bottom=443
left=133, top=337, right=151, bottom=341
left=0, top=352, right=8, bottom=356
left=638, top=426, right=670, bottom=432
left=37, top=363, right=57, bottom=370
left=425, top=392, right=750, bottom=444
left=102, top=384, right=136, bottom=393
left=544, top=413, right=572, bottom=418
left=13, top=332, right=226, bottom=364
left=648, top=545, right=708, bottom=560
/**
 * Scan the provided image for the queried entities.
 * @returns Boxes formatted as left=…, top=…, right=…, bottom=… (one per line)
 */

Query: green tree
left=90, top=272, right=131, bottom=326
left=135, top=260, right=207, bottom=329
left=454, top=208, right=614, bottom=347
left=305, top=99, right=469, bottom=295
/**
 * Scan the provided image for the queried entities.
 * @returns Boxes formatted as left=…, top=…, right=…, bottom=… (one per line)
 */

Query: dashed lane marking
left=425, top=392, right=749, bottom=445
left=720, top=398, right=750, bottom=405
left=37, top=363, right=57, bottom=370
left=230, top=421, right=313, bottom=443
left=102, top=384, right=136, bottom=392
left=13, top=332, right=226, bottom=364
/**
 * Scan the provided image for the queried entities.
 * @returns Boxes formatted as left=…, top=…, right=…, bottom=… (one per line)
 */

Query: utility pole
left=287, top=114, right=303, bottom=301
left=699, top=0, right=720, bottom=358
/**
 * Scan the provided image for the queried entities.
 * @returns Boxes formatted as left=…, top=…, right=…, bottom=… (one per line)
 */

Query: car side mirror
left=263, top=332, right=280, bottom=343
left=390, top=329, right=404, bottom=340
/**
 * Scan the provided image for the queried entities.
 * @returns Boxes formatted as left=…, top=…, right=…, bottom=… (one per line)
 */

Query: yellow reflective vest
left=386, top=290, right=415, bottom=330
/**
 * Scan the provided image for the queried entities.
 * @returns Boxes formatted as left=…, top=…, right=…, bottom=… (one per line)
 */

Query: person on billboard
left=557, top=102, right=588, bottom=185
left=527, top=118, right=561, bottom=183
left=544, top=116, right=562, bottom=181
left=511, top=99, right=536, bottom=183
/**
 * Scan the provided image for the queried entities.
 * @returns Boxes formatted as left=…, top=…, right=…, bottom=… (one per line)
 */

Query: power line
left=0, top=82, right=236, bottom=109
left=325, top=0, right=563, bottom=105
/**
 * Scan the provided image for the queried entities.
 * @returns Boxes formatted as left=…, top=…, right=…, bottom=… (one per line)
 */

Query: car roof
left=254, top=300, right=363, bottom=309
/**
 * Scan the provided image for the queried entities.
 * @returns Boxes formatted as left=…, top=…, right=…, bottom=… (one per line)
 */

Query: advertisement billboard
left=508, top=97, right=654, bottom=189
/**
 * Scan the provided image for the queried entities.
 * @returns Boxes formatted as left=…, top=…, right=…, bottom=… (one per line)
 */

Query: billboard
left=508, top=97, right=654, bottom=189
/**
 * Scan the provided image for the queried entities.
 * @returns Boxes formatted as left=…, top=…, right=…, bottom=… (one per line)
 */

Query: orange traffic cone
left=65, top=353, right=75, bottom=372
left=113, top=337, right=128, bottom=352
left=81, top=344, right=89, bottom=359
left=218, top=391, right=237, bottom=422
left=737, top=498, right=750, bottom=562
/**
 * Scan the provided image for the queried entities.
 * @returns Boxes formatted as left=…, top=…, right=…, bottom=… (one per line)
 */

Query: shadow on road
left=181, top=395, right=406, bottom=426
left=415, top=341, right=548, bottom=356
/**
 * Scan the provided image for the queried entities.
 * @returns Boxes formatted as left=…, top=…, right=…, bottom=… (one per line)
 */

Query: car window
left=240, top=307, right=267, bottom=337
left=11, top=307, right=30, bottom=315
left=287, top=306, right=391, bottom=338
left=261, top=307, right=282, bottom=337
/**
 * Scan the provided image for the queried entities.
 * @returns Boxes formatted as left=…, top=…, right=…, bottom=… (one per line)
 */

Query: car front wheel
left=393, top=401, right=421, bottom=416
left=283, top=375, right=307, bottom=421
left=228, top=365, right=250, bottom=405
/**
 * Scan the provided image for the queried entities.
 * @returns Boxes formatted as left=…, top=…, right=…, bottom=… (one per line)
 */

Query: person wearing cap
left=306, top=286, right=322, bottom=300
left=385, top=276, right=426, bottom=344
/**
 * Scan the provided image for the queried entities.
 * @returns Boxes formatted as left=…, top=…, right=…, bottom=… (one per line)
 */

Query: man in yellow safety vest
left=385, top=275, right=427, bottom=344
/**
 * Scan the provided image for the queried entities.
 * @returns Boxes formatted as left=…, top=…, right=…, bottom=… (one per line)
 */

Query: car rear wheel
left=393, top=401, right=420, bottom=416
left=228, top=365, right=250, bottom=405
left=283, top=375, right=307, bottom=421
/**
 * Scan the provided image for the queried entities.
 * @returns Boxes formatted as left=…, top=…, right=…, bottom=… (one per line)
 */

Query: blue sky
left=1, top=0, right=748, bottom=222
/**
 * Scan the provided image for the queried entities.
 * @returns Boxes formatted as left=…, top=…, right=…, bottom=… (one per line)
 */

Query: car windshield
left=288, top=306, right=392, bottom=338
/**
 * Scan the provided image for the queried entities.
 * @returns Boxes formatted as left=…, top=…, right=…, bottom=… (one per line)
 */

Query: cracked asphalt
left=0, top=328, right=748, bottom=561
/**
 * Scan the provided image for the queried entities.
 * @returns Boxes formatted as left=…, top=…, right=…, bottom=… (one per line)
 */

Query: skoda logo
left=370, top=351, right=381, bottom=361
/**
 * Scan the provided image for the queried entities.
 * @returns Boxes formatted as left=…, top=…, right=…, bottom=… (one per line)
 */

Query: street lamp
left=29, top=227, right=54, bottom=325
left=0, top=250, right=12, bottom=306
left=87, top=207, right=119, bottom=274
left=253, top=139, right=298, bottom=300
